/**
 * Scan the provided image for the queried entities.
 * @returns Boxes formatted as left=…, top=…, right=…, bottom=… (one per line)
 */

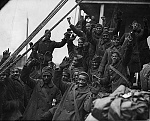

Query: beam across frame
left=76, top=0, right=150, bottom=4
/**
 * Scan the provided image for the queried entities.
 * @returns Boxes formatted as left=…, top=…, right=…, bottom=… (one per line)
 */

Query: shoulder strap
left=72, top=85, right=81, bottom=121
left=109, top=65, right=128, bottom=84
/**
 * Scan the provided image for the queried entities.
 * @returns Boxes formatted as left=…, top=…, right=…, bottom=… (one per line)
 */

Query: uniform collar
left=40, top=81, right=54, bottom=88
left=42, top=38, right=51, bottom=42
left=75, top=85, right=90, bottom=93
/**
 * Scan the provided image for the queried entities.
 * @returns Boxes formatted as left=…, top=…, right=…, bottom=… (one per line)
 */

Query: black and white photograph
left=0, top=0, right=150, bottom=120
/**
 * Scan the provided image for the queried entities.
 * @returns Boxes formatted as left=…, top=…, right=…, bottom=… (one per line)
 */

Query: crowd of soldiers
left=0, top=10, right=150, bottom=121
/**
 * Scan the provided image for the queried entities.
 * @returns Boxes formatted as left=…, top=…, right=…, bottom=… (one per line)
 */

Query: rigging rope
left=0, top=0, right=83, bottom=75
left=0, top=0, right=68, bottom=73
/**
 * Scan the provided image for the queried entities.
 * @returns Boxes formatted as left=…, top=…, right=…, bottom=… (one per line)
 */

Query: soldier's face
left=72, top=71, right=79, bottom=83
left=96, top=26, right=102, bottom=34
left=45, top=32, right=51, bottom=39
left=42, top=74, right=52, bottom=84
left=11, top=68, right=20, bottom=80
left=111, top=53, right=120, bottom=64
left=86, top=23, right=91, bottom=32
left=72, top=57, right=78, bottom=67
left=77, top=74, right=88, bottom=87
left=62, top=72, right=69, bottom=82
left=132, top=22, right=138, bottom=31
left=111, top=37, right=119, bottom=46
left=103, top=34, right=109, bottom=41
left=0, top=74, right=7, bottom=82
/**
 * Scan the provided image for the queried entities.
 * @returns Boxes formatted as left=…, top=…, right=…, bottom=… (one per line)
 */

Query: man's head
left=48, top=61, right=56, bottom=70
left=95, top=23, right=103, bottom=34
left=66, top=28, right=72, bottom=37
left=78, top=37, right=84, bottom=48
left=111, top=50, right=121, bottom=65
left=45, top=29, right=51, bottom=39
left=71, top=55, right=83, bottom=68
left=0, top=69, right=10, bottom=82
left=111, top=35, right=120, bottom=46
left=85, top=23, right=91, bottom=32
left=62, top=68, right=70, bottom=82
left=102, top=28, right=109, bottom=42
left=91, top=55, right=101, bottom=69
left=77, top=71, right=89, bottom=87
left=42, top=66, right=53, bottom=84
left=132, top=20, right=139, bottom=31
left=10, top=67, right=20, bottom=80
left=91, top=16, right=95, bottom=20
left=72, top=69, right=79, bottom=83
left=0, top=73, right=8, bottom=82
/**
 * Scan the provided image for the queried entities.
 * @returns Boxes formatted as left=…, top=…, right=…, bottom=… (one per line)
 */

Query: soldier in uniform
left=29, top=29, right=68, bottom=79
left=98, top=34, right=121, bottom=77
left=0, top=49, right=24, bottom=120
left=31, top=29, right=68, bottom=66
left=67, top=17, right=94, bottom=65
left=98, top=35, right=133, bottom=92
left=20, top=59, right=61, bottom=120
left=9, top=67, right=27, bottom=115
left=42, top=62, right=99, bottom=121
left=67, top=34, right=89, bottom=72
left=88, top=55, right=101, bottom=82
left=120, top=18, right=149, bottom=86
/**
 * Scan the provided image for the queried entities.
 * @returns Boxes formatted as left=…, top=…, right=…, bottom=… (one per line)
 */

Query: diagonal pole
left=0, top=0, right=68, bottom=72
left=0, top=0, right=83, bottom=75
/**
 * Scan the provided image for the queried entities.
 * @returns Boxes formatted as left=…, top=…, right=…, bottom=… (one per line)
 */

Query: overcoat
left=100, top=39, right=132, bottom=92
left=52, top=69, right=93, bottom=121
left=21, top=66, right=61, bottom=120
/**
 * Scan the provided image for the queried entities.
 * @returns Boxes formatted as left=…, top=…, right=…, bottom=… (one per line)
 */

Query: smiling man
left=41, top=59, right=99, bottom=121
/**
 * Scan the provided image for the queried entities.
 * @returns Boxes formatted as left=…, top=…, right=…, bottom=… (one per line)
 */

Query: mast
left=26, top=17, right=29, bottom=61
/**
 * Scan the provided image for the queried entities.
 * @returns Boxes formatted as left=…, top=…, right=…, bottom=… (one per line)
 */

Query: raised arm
left=89, top=29, right=98, bottom=46
left=53, top=68, right=70, bottom=95
left=20, top=59, right=39, bottom=89
left=98, top=49, right=109, bottom=76
left=67, top=35, right=76, bottom=59
left=53, top=38, right=67, bottom=48
left=112, top=19, right=122, bottom=36
left=122, top=35, right=133, bottom=66
left=67, top=17, right=85, bottom=38
left=141, top=17, right=149, bottom=40
left=0, top=48, right=11, bottom=66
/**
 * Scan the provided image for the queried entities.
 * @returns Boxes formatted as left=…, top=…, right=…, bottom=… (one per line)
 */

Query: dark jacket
left=70, top=24, right=95, bottom=61
left=21, top=65, right=61, bottom=120
left=1, top=77, right=23, bottom=120
left=100, top=39, right=133, bottom=92
left=52, top=68, right=93, bottom=121
left=32, top=37, right=67, bottom=63
left=120, top=21, right=149, bottom=73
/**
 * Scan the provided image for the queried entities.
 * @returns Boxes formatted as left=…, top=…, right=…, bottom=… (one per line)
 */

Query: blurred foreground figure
left=0, top=49, right=24, bottom=120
